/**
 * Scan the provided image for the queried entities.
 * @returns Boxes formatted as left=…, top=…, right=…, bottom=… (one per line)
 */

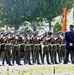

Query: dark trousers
left=1, top=44, right=11, bottom=65
left=39, top=49, right=43, bottom=63
left=24, top=45, right=31, bottom=64
left=42, top=45, right=50, bottom=64
left=33, top=45, right=40, bottom=64
left=59, top=45, right=65, bottom=63
left=56, top=44, right=59, bottom=63
left=12, top=46, right=21, bottom=65
left=20, top=44, right=25, bottom=58
left=50, top=45, right=57, bottom=64
left=64, top=48, right=74, bottom=64
left=2, top=50, right=11, bottom=65
left=34, top=45, right=42, bottom=64
left=0, top=44, right=5, bottom=56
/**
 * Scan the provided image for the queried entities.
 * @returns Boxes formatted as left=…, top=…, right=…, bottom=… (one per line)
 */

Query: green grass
left=0, top=65, right=74, bottom=75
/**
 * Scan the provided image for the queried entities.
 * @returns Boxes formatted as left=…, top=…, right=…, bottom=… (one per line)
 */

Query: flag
left=67, top=8, right=73, bottom=31
left=62, top=8, right=67, bottom=33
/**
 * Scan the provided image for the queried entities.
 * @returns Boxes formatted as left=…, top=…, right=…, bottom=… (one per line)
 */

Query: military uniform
left=24, top=37, right=32, bottom=65
left=38, top=38, right=43, bottom=64
left=56, top=36, right=62, bottom=63
left=42, top=37, right=51, bottom=64
left=29, top=38, right=34, bottom=64
left=60, top=38, right=65, bottom=63
left=56, top=35, right=65, bottom=63
left=33, top=36, right=41, bottom=64
left=0, top=37, right=4, bottom=57
left=2, top=43, right=12, bottom=65
left=50, top=37, right=58, bottom=64
left=18, top=36, right=25, bottom=58
left=1, top=37, right=12, bottom=66
left=19, top=43, right=25, bottom=58
left=12, top=41, right=22, bottom=65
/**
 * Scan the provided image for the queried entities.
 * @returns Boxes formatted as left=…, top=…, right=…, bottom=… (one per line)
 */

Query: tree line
left=0, top=0, right=74, bottom=29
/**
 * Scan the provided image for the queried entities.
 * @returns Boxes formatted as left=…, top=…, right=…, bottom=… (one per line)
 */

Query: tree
left=0, top=0, right=38, bottom=29
left=53, top=22, right=62, bottom=34
left=0, top=0, right=74, bottom=30
left=38, top=0, right=74, bottom=30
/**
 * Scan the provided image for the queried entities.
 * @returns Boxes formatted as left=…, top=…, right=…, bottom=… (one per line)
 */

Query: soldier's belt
left=44, top=45, right=48, bottom=46
left=14, top=45, right=19, bottom=46
left=60, top=44, right=66, bottom=46
left=19, top=44, right=25, bottom=45
left=34, top=44, right=40, bottom=46
left=1, top=44, right=5, bottom=45
left=5, top=44, right=11, bottom=45
left=25, top=44, right=33, bottom=46
left=50, top=44, right=57, bottom=46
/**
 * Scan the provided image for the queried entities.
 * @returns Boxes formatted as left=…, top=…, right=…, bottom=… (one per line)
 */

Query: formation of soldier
left=0, top=32, right=66, bottom=66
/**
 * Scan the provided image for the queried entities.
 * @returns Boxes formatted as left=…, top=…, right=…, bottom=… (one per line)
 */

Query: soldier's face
left=34, top=35, right=38, bottom=38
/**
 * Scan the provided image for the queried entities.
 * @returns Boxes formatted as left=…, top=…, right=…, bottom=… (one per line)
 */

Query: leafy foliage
left=0, top=0, right=74, bottom=29
left=53, top=22, right=62, bottom=34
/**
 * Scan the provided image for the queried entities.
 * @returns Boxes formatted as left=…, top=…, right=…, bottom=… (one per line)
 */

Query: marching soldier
left=2, top=35, right=12, bottom=66
left=0, top=36, right=6, bottom=65
left=29, top=37, right=34, bottom=64
left=0, top=35, right=4, bottom=57
left=58, top=34, right=65, bottom=63
left=33, top=33, right=41, bottom=64
left=50, top=35, right=58, bottom=64
left=19, top=43, right=25, bottom=60
left=18, top=35, right=25, bottom=58
left=38, top=37, right=43, bottom=64
left=24, top=34, right=32, bottom=65
left=42, top=34, right=51, bottom=64
left=12, top=36, right=22, bottom=65
left=56, top=35, right=62, bottom=63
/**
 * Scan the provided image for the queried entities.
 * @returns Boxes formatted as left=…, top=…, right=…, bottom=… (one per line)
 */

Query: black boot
left=16, top=58, right=22, bottom=65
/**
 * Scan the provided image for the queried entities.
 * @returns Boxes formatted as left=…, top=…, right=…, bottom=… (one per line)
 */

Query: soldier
left=19, top=43, right=25, bottom=60
left=58, top=34, right=65, bottom=63
left=2, top=35, right=12, bottom=66
left=0, top=35, right=4, bottom=57
left=24, top=34, right=32, bottom=65
left=12, top=35, right=22, bottom=65
left=56, top=35, right=62, bottom=63
left=32, top=33, right=41, bottom=64
left=0, top=35, right=6, bottom=65
left=42, top=34, right=51, bottom=64
left=18, top=35, right=25, bottom=58
left=38, top=37, right=43, bottom=64
left=29, top=36, right=34, bottom=64
left=50, top=35, right=58, bottom=64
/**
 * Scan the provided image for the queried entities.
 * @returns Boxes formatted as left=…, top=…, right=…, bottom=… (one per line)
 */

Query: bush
left=53, top=22, right=62, bottom=34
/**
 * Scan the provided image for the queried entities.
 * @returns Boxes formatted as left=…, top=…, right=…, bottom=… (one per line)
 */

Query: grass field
left=0, top=64, right=74, bottom=75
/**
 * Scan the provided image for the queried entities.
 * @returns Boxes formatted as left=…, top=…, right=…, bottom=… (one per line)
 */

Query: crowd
left=0, top=31, right=66, bottom=66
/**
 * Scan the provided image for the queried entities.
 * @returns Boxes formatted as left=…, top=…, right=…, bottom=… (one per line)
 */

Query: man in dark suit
left=64, top=25, right=74, bottom=64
